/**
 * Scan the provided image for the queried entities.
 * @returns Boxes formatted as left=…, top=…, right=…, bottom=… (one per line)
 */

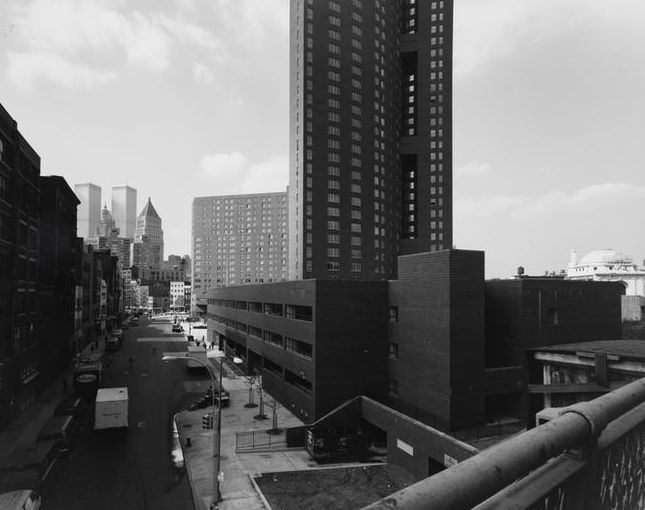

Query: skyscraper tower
left=96, top=204, right=119, bottom=237
left=111, top=185, right=137, bottom=239
left=132, top=197, right=164, bottom=271
left=74, top=183, right=101, bottom=240
left=399, top=0, right=453, bottom=257
left=288, top=0, right=453, bottom=280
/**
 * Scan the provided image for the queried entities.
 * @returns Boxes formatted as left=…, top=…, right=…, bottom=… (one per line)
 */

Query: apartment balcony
left=363, top=376, right=645, bottom=510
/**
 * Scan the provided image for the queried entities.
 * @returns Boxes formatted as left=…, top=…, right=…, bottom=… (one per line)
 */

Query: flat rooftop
left=532, top=340, right=645, bottom=359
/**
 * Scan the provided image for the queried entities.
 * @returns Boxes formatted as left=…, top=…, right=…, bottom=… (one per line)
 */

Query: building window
left=263, top=330, right=284, bottom=347
left=285, top=337, right=313, bottom=359
left=388, top=343, right=399, bottom=359
left=388, top=379, right=399, bottom=397
left=285, top=305, right=313, bottom=321
left=285, top=369, right=313, bottom=393
left=388, top=306, right=399, bottom=322
left=547, top=308, right=559, bottom=326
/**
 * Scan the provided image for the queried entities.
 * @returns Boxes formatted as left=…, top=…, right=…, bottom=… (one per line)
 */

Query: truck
left=94, top=387, right=128, bottom=431
left=73, top=357, right=103, bottom=401
left=105, top=337, right=120, bottom=352
left=112, top=329, right=124, bottom=346
left=186, top=345, right=208, bottom=370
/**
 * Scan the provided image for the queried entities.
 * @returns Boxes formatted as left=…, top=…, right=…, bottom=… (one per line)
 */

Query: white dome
left=578, top=249, right=632, bottom=265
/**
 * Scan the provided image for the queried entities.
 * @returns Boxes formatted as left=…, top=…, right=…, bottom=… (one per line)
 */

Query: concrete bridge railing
left=362, top=377, right=645, bottom=510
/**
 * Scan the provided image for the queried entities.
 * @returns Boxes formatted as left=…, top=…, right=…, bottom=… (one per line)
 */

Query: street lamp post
left=162, top=353, right=242, bottom=509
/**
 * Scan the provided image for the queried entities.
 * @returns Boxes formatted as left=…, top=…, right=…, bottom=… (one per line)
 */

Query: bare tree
left=254, top=374, right=268, bottom=420
left=267, top=396, right=283, bottom=435
left=243, top=375, right=258, bottom=408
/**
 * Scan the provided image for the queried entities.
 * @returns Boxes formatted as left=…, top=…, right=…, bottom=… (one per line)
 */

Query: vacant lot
left=255, top=464, right=416, bottom=510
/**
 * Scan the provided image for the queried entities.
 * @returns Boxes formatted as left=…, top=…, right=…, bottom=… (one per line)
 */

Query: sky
left=0, top=0, right=644, bottom=278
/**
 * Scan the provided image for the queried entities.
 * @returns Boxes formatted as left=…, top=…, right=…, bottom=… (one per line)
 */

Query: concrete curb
left=174, top=413, right=205, bottom=510
left=236, top=446, right=302, bottom=454
left=248, top=474, right=272, bottom=510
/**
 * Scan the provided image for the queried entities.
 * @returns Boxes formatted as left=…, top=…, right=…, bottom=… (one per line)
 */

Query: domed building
left=567, top=249, right=645, bottom=320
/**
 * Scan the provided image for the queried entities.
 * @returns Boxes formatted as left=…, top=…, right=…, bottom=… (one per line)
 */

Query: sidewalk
left=175, top=351, right=309, bottom=510
left=0, top=338, right=106, bottom=461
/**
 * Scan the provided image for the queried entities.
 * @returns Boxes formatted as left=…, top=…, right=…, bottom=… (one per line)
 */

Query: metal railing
left=236, top=430, right=287, bottom=452
left=362, top=377, right=645, bottom=510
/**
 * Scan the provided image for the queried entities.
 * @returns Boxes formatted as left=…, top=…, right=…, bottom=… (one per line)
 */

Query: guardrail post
left=585, top=447, right=603, bottom=510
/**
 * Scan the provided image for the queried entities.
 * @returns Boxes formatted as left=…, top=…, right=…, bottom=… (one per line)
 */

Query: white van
left=0, top=490, right=41, bottom=510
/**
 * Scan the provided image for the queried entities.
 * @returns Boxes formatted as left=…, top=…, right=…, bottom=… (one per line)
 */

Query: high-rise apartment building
left=289, top=0, right=453, bottom=280
left=74, top=183, right=101, bottom=239
left=111, top=185, right=137, bottom=239
left=132, top=197, right=164, bottom=271
left=192, top=192, right=288, bottom=299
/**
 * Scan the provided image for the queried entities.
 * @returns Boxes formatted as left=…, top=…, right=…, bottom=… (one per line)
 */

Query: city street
left=42, top=317, right=206, bottom=510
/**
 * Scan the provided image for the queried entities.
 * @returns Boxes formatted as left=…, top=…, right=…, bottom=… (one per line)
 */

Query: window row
left=208, top=299, right=313, bottom=321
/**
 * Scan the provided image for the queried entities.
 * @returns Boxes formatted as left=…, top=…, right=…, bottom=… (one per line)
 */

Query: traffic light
left=202, top=413, right=213, bottom=430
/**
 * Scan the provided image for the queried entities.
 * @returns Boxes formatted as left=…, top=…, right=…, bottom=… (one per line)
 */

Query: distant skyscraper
left=132, top=197, right=164, bottom=271
left=192, top=192, right=288, bottom=299
left=111, top=185, right=137, bottom=239
left=288, top=0, right=453, bottom=280
left=74, top=183, right=101, bottom=239
left=87, top=205, right=132, bottom=271
left=96, top=205, right=119, bottom=237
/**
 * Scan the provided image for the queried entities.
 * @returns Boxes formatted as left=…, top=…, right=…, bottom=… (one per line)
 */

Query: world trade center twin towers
left=288, top=0, right=453, bottom=281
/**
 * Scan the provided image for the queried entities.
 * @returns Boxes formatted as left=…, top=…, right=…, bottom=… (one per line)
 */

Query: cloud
left=454, top=0, right=645, bottom=76
left=11, top=0, right=130, bottom=53
left=193, top=61, right=214, bottom=85
left=126, top=12, right=171, bottom=70
left=5, top=0, right=227, bottom=87
left=158, top=15, right=221, bottom=51
left=456, top=181, right=645, bottom=278
left=456, top=182, right=645, bottom=218
left=456, top=161, right=491, bottom=177
left=201, top=152, right=249, bottom=177
left=200, top=152, right=287, bottom=194
left=206, top=0, right=288, bottom=49
left=7, top=51, right=116, bottom=88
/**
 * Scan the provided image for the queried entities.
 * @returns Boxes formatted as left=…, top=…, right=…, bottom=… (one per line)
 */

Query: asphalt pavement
left=42, top=316, right=209, bottom=510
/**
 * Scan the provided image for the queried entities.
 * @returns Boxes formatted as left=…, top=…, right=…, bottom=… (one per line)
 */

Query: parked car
left=105, top=337, right=120, bottom=352
left=0, top=441, right=59, bottom=494
left=188, top=398, right=210, bottom=411
left=0, top=489, right=42, bottom=510
left=204, top=388, right=231, bottom=408
left=36, top=415, right=79, bottom=457
left=54, top=397, right=85, bottom=418
left=112, top=329, right=124, bottom=345
left=172, top=324, right=183, bottom=333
